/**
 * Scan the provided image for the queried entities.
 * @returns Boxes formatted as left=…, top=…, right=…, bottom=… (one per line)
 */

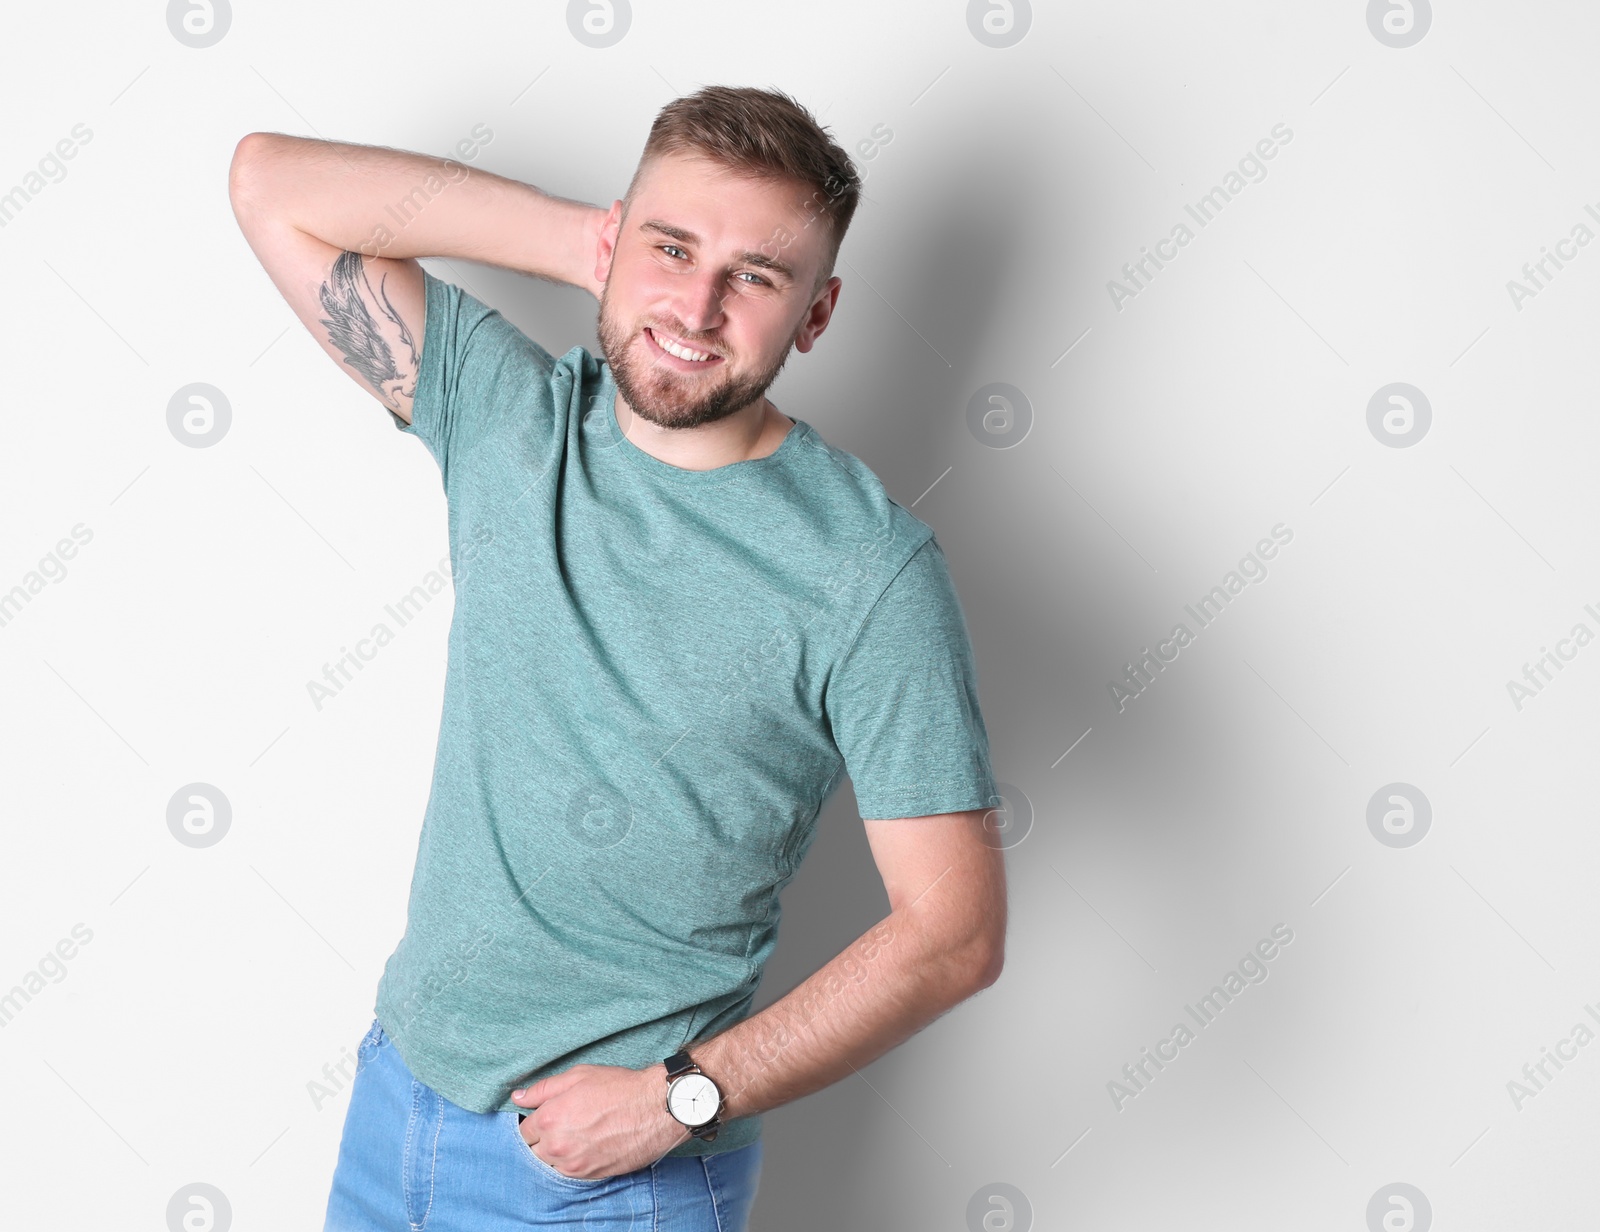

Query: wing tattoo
left=317, top=251, right=420, bottom=411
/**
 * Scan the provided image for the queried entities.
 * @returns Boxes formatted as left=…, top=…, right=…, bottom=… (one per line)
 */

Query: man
left=229, top=84, right=1006, bottom=1231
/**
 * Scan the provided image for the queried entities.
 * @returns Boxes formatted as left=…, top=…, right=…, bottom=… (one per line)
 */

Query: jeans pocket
left=510, top=1111, right=610, bottom=1188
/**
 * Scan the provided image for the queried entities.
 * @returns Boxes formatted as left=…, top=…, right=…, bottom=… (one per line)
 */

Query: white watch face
left=668, top=1072, right=719, bottom=1126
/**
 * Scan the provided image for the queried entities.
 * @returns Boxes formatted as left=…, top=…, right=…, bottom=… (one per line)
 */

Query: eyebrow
left=639, top=219, right=797, bottom=285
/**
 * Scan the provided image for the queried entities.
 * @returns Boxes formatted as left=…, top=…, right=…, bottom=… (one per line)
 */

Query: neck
left=616, top=395, right=793, bottom=470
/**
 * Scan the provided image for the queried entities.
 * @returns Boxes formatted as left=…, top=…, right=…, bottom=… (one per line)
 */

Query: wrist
left=662, top=1048, right=727, bottom=1142
left=636, top=1061, right=688, bottom=1154
left=547, top=195, right=606, bottom=298
left=580, top=205, right=609, bottom=300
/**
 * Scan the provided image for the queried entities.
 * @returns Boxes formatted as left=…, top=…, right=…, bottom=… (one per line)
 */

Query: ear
left=594, top=199, right=624, bottom=288
left=793, top=275, right=842, bottom=354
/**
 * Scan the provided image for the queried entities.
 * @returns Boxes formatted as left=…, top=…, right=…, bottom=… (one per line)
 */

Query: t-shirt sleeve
left=390, top=269, right=558, bottom=482
left=824, top=534, right=999, bottom=820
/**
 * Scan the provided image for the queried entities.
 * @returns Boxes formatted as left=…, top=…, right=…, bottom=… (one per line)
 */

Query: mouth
left=643, top=326, right=724, bottom=370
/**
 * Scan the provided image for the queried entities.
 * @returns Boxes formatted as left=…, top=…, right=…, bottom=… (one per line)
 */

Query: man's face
left=595, top=152, right=841, bottom=431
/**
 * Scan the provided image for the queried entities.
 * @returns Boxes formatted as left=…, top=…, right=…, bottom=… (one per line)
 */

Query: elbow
left=958, top=937, right=1004, bottom=993
left=228, top=132, right=288, bottom=212
left=228, top=133, right=265, bottom=211
left=971, top=945, right=1004, bottom=991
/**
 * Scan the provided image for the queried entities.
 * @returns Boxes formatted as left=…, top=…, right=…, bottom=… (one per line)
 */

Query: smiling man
left=229, top=85, right=1005, bottom=1232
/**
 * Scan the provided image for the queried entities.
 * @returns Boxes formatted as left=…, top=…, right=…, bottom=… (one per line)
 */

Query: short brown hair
left=622, top=85, right=862, bottom=296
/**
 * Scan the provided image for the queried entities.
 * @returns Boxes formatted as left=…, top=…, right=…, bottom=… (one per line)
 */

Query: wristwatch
left=663, top=1050, right=723, bottom=1142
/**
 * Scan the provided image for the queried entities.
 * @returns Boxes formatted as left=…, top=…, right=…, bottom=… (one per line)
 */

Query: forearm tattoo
left=317, top=251, right=419, bottom=411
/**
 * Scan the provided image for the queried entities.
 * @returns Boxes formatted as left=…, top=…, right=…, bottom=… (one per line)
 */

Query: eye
left=736, top=271, right=771, bottom=287
left=660, top=244, right=688, bottom=260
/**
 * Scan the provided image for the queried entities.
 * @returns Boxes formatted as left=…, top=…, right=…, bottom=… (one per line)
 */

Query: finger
left=513, top=1067, right=584, bottom=1105
left=512, top=1074, right=557, bottom=1105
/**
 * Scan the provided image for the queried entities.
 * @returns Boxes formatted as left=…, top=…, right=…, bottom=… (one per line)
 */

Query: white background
left=2, top=1, right=1598, bottom=1228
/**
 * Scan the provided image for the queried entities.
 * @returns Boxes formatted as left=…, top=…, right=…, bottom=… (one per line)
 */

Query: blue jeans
left=324, top=1019, right=763, bottom=1231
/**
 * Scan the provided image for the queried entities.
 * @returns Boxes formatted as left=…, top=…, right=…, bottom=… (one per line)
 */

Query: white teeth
left=652, top=329, right=713, bottom=362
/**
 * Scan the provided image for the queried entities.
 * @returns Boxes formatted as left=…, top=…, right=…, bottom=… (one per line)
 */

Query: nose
left=670, top=267, right=728, bottom=337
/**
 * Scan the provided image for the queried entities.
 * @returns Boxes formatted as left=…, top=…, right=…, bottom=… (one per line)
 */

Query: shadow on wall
left=819, top=115, right=1055, bottom=471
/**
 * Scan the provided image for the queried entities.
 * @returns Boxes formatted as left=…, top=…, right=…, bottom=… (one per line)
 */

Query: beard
left=597, top=282, right=794, bottom=431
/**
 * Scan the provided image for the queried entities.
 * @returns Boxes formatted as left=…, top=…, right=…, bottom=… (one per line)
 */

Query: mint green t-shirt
left=373, top=270, right=998, bottom=1158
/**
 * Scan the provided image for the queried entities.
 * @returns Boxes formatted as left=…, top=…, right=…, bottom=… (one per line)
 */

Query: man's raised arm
left=226, top=132, right=608, bottom=424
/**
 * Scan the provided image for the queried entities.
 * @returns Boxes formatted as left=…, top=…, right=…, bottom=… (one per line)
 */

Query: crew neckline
left=599, top=362, right=807, bottom=484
